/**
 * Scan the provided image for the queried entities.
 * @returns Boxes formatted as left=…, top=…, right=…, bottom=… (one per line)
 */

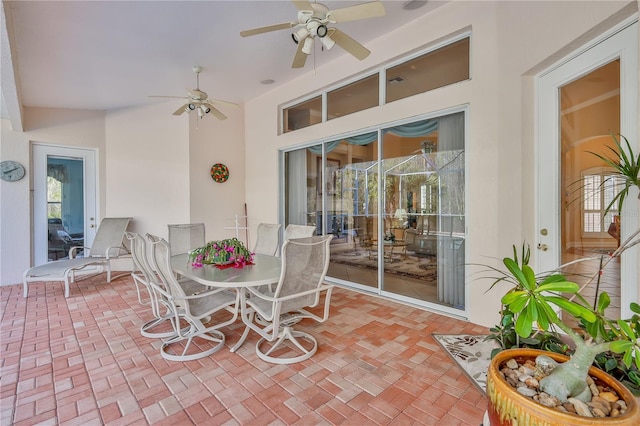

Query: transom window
left=282, top=34, right=470, bottom=133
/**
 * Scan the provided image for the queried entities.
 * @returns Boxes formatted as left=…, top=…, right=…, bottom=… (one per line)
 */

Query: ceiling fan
left=240, top=1, right=386, bottom=68
left=149, top=66, right=238, bottom=120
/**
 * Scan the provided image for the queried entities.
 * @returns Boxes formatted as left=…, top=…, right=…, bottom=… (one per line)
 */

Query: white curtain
left=287, top=149, right=308, bottom=225
left=435, top=111, right=465, bottom=309
left=437, top=112, right=464, bottom=152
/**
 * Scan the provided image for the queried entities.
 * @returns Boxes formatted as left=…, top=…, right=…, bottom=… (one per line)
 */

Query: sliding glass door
left=283, top=110, right=466, bottom=314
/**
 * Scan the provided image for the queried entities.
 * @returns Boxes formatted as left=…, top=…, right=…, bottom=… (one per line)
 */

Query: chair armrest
left=104, top=246, right=130, bottom=259
left=69, top=245, right=89, bottom=258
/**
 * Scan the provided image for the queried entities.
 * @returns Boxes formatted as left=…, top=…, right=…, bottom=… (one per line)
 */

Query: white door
left=33, top=144, right=98, bottom=265
left=537, top=21, right=638, bottom=319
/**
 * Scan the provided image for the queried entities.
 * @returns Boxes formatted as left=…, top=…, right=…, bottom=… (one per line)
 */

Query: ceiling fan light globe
left=292, top=27, right=309, bottom=44
left=316, top=24, right=328, bottom=38
left=188, top=103, right=196, bottom=110
left=321, top=34, right=335, bottom=50
left=302, top=37, right=314, bottom=55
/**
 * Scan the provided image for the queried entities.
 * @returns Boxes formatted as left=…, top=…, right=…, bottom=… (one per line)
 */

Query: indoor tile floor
left=1, top=274, right=489, bottom=425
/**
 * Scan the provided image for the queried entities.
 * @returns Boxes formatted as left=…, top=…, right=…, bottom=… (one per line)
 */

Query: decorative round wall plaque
left=210, top=163, right=229, bottom=183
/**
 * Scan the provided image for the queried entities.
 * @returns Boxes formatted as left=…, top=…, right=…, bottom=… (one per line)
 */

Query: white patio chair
left=168, top=223, right=205, bottom=255
left=253, top=223, right=281, bottom=256
left=149, top=236, right=239, bottom=361
left=126, top=232, right=178, bottom=339
left=240, top=235, right=334, bottom=364
left=283, top=224, right=315, bottom=240
left=23, top=217, right=132, bottom=298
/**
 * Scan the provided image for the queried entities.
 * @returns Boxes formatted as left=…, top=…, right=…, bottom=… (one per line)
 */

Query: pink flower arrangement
left=188, top=238, right=254, bottom=268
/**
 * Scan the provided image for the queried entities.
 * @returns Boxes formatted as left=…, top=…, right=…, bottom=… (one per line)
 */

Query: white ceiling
left=1, top=0, right=445, bottom=117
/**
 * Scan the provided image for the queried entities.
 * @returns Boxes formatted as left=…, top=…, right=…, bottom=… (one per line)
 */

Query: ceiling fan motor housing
left=188, top=89, right=208, bottom=101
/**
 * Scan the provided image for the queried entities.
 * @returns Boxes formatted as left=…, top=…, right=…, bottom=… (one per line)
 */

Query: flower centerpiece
left=188, top=238, right=254, bottom=268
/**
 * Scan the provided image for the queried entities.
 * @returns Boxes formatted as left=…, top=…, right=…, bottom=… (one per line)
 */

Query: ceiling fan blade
left=240, top=22, right=295, bottom=37
left=291, top=0, right=313, bottom=12
left=149, top=95, right=185, bottom=99
left=329, top=28, right=371, bottom=60
left=291, top=39, right=308, bottom=68
left=329, top=1, right=386, bottom=23
left=208, top=98, right=239, bottom=108
left=204, top=103, right=228, bottom=120
left=173, top=104, right=189, bottom=115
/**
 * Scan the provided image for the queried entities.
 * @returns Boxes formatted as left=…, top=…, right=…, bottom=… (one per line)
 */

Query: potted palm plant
left=484, top=134, right=640, bottom=425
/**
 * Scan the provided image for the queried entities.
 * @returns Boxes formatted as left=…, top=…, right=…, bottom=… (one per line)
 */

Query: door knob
left=537, top=243, right=548, bottom=251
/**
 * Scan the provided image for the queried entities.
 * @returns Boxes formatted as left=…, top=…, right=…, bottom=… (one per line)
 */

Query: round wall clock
left=210, top=163, right=229, bottom=183
left=0, top=160, right=26, bottom=182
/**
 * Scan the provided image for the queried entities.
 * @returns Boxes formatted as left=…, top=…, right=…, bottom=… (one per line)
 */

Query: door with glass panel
left=33, top=145, right=97, bottom=265
left=537, top=22, right=638, bottom=320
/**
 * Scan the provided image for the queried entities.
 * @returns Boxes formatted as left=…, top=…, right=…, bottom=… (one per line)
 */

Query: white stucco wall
left=188, top=104, right=247, bottom=243
left=242, top=0, right=636, bottom=328
left=105, top=102, right=189, bottom=239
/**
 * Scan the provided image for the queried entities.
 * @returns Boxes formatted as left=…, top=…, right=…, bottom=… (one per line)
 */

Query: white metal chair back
left=84, top=218, right=132, bottom=258
left=253, top=223, right=281, bottom=256
left=126, top=232, right=177, bottom=339
left=284, top=224, right=315, bottom=240
left=126, top=232, right=151, bottom=305
left=168, top=223, right=205, bottom=256
left=240, top=235, right=334, bottom=364
left=275, top=235, right=332, bottom=312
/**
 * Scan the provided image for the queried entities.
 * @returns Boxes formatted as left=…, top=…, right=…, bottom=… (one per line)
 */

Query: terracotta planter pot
left=486, top=348, right=639, bottom=426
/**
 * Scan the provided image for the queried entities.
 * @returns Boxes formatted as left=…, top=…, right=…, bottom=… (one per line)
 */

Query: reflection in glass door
left=559, top=60, right=621, bottom=321
left=537, top=21, right=638, bottom=321
left=299, top=111, right=467, bottom=314
left=46, top=157, right=86, bottom=260
left=380, top=113, right=465, bottom=310
left=283, top=112, right=466, bottom=313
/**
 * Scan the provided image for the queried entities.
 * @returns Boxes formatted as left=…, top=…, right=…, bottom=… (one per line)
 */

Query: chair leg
left=160, top=319, right=226, bottom=362
left=140, top=315, right=181, bottom=339
left=255, top=326, right=318, bottom=365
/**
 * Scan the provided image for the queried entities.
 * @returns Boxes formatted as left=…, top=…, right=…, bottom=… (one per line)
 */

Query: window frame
left=280, top=31, right=471, bottom=134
